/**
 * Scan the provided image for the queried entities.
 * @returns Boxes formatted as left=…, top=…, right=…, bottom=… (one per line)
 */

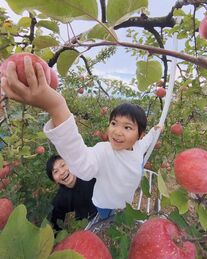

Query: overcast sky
left=0, top=0, right=204, bottom=82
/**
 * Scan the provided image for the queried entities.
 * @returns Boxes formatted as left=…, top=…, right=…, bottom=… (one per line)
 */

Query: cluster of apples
left=0, top=53, right=58, bottom=89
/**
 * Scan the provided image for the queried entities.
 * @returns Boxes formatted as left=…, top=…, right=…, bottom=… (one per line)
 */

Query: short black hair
left=109, top=103, right=147, bottom=138
left=46, top=154, right=62, bottom=181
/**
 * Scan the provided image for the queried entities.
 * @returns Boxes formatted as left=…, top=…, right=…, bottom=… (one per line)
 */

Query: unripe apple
left=35, top=146, right=45, bottom=154
left=49, top=67, right=58, bottom=89
left=199, top=16, right=207, bottom=39
left=53, top=230, right=112, bottom=259
left=155, top=87, right=166, bottom=98
left=0, top=198, right=13, bottom=230
left=170, top=122, right=183, bottom=136
left=0, top=53, right=52, bottom=88
left=174, top=148, right=207, bottom=194
left=128, top=217, right=196, bottom=259
left=78, top=87, right=84, bottom=94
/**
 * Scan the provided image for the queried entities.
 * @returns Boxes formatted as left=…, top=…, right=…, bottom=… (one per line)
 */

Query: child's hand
left=154, top=124, right=164, bottom=132
left=1, top=56, right=71, bottom=126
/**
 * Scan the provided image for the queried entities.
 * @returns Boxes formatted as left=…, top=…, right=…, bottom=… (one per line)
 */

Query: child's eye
left=110, top=121, right=116, bottom=126
left=125, top=126, right=132, bottom=130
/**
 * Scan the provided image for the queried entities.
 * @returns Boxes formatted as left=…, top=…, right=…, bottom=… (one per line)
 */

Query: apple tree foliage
left=0, top=0, right=207, bottom=258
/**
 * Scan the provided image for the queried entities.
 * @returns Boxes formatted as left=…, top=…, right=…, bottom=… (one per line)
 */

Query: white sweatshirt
left=44, top=115, right=157, bottom=209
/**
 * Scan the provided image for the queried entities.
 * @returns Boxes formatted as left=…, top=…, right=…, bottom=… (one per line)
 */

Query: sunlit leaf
left=197, top=204, right=207, bottom=231
left=33, top=36, right=59, bottom=49
left=136, top=60, right=162, bottom=91
left=107, top=0, right=148, bottom=26
left=17, top=17, right=32, bottom=27
left=36, top=20, right=59, bottom=33
left=81, top=24, right=117, bottom=42
left=0, top=154, right=3, bottom=169
left=6, top=0, right=98, bottom=22
left=170, top=188, right=188, bottom=214
left=0, top=205, right=54, bottom=259
left=157, top=171, right=169, bottom=198
left=57, top=50, right=79, bottom=76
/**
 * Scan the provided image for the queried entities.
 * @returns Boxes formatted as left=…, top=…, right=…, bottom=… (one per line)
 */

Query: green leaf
left=170, top=188, right=189, bottom=214
left=168, top=210, right=188, bottom=229
left=36, top=20, right=60, bottom=33
left=140, top=175, right=151, bottom=198
left=82, top=24, right=117, bottom=42
left=0, top=204, right=54, bottom=259
left=6, top=0, right=98, bottom=22
left=157, top=171, right=169, bottom=198
left=33, top=36, right=59, bottom=49
left=115, top=203, right=148, bottom=226
left=119, top=234, right=130, bottom=259
left=49, top=250, right=84, bottom=259
left=57, top=50, right=79, bottom=76
left=17, top=17, right=32, bottom=27
left=107, top=0, right=148, bottom=26
left=197, top=204, right=207, bottom=231
left=136, top=60, right=162, bottom=91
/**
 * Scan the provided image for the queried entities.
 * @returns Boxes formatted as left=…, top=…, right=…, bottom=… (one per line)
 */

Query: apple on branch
left=128, top=217, right=196, bottom=259
left=35, top=146, right=45, bottom=154
left=174, top=148, right=207, bottom=194
left=0, top=198, right=13, bottom=230
left=155, top=87, right=166, bottom=98
left=170, top=122, right=183, bottom=136
left=53, top=230, right=112, bottom=259
left=199, top=16, right=207, bottom=39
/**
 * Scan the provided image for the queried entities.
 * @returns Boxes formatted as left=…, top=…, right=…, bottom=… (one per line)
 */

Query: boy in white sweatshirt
left=1, top=57, right=161, bottom=219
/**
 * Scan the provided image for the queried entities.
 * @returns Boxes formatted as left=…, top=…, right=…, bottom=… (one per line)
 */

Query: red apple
left=154, top=140, right=161, bottom=149
left=128, top=217, right=196, bottom=259
left=170, top=122, right=183, bottom=136
left=78, top=87, right=84, bottom=94
left=35, top=146, right=45, bottom=154
left=92, top=130, right=102, bottom=138
left=0, top=53, right=51, bottom=87
left=53, top=230, right=112, bottom=259
left=174, top=148, right=207, bottom=194
left=155, top=87, right=166, bottom=98
left=0, top=198, right=13, bottom=230
left=49, top=67, right=58, bottom=89
left=199, top=16, right=207, bottom=39
left=100, top=132, right=108, bottom=141
left=0, top=165, right=12, bottom=179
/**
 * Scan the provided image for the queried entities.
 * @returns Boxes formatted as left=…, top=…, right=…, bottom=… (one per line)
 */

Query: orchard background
left=0, top=0, right=207, bottom=258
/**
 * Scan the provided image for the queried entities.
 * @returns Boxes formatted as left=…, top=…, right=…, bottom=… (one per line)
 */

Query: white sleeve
left=138, top=127, right=157, bottom=153
left=44, top=115, right=98, bottom=181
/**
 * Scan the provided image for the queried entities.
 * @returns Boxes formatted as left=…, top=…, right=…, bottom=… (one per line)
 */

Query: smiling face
left=108, top=115, right=139, bottom=151
left=52, top=158, right=76, bottom=188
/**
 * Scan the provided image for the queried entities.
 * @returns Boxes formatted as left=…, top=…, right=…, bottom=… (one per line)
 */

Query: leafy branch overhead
left=1, top=0, right=207, bottom=91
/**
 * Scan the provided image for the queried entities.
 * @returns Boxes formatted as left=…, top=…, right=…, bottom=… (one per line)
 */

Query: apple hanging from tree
left=100, top=106, right=109, bottom=116
left=49, top=67, right=58, bottom=89
left=35, top=146, right=45, bottom=154
left=170, top=122, right=183, bottom=136
left=128, top=217, right=196, bottom=259
left=53, top=230, right=112, bottom=259
left=199, top=16, right=207, bottom=39
left=174, top=148, right=207, bottom=194
left=78, top=87, right=84, bottom=94
left=0, top=178, right=10, bottom=190
left=155, top=87, right=166, bottom=98
left=0, top=164, right=12, bottom=179
left=0, top=198, right=13, bottom=230
left=0, top=53, right=57, bottom=90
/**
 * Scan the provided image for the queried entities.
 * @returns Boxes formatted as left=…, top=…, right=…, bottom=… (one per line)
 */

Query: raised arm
left=0, top=56, right=70, bottom=127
